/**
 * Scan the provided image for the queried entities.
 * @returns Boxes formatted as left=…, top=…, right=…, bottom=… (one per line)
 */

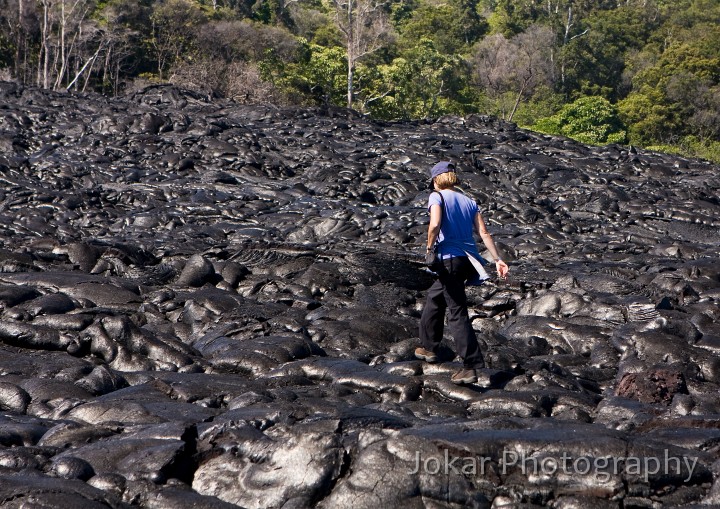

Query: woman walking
left=416, top=161, right=509, bottom=384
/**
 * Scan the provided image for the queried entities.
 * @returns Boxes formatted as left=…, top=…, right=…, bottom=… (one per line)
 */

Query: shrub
left=533, top=95, right=628, bottom=145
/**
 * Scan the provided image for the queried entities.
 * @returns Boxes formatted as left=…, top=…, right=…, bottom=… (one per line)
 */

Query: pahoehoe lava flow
left=0, top=81, right=719, bottom=508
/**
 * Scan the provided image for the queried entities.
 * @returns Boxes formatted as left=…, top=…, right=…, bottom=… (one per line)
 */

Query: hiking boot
left=415, top=347, right=438, bottom=363
left=451, top=368, right=477, bottom=385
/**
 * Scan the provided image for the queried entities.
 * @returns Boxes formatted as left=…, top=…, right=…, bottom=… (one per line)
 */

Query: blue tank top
left=428, top=189, right=489, bottom=284
left=428, top=189, right=478, bottom=258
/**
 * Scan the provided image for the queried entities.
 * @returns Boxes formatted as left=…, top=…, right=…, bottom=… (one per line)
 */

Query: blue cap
left=430, top=161, right=455, bottom=179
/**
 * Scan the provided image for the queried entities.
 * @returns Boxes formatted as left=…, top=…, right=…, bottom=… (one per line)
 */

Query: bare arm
left=474, top=211, right=509, bottom=279
left=426, top=204, right=442, bottom=251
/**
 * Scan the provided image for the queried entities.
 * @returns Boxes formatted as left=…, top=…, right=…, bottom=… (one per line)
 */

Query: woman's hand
left=495, top=260, right=509, bottom=280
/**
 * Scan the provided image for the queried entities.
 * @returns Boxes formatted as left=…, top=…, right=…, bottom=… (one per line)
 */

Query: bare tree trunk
left=14, top=0, right=32, bottom=84
left=102, top=43, right=111, bottom=94
left=560, top=6, right=571, bottom=88
left=332, top=0, right=390, bottom=110
left=67, top=42, right=101, bottom=90
left=508, top=77, right=530, bottom=122
left=55, top=0, right=66, bottom=89
left=563, top=6, right=572, bottom=45
left=40, top=0, right=50, bottom=88
left=54, top=0, right=90, bottom=90
left=346, top=0, right=353, bottom=108
left=81, top=49, right=100, bottom=92
left=114, top=58, right=120, bottom=96
left=347, top=64, right=353, bottom=108
left=15, top=0, right=23, bottom=80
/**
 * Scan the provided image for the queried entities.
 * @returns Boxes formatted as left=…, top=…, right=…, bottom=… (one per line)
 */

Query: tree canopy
left=0, top=0, right=718, bottom=161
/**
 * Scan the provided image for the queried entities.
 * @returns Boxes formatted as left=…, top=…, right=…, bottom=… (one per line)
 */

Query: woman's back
left=428, top=189, right=478, bottom=258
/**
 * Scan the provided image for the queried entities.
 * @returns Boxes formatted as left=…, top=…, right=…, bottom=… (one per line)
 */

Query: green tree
left=387, top=0, right=417, bottom=26
left=361, top=38, right=474, bottom=119
left=619, top=29, right=720, bottom=145
left=149, top=0, right=206, bottom=80
left=560, top=5, right=659, bottom=100
left=264, top=39, right=347, bottom=106
left=485, top=0, right=539, bottom=37
left=617, top=89, right=676, bottom=146
left=533, top=95, right=627, bottom=145
left=251, top=0, right=295, bottom=28
left=398, top=0, right=487, bottom=55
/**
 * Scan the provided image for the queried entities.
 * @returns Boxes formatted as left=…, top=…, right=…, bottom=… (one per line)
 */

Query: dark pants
left=419, top=256, right=484, bottom=368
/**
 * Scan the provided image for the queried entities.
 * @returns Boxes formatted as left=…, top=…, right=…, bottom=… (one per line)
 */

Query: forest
left=1, top=0, right=719, bottom=162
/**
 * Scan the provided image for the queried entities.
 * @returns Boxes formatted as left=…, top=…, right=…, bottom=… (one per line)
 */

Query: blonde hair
left=434, top=171, right=459, bottom=189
